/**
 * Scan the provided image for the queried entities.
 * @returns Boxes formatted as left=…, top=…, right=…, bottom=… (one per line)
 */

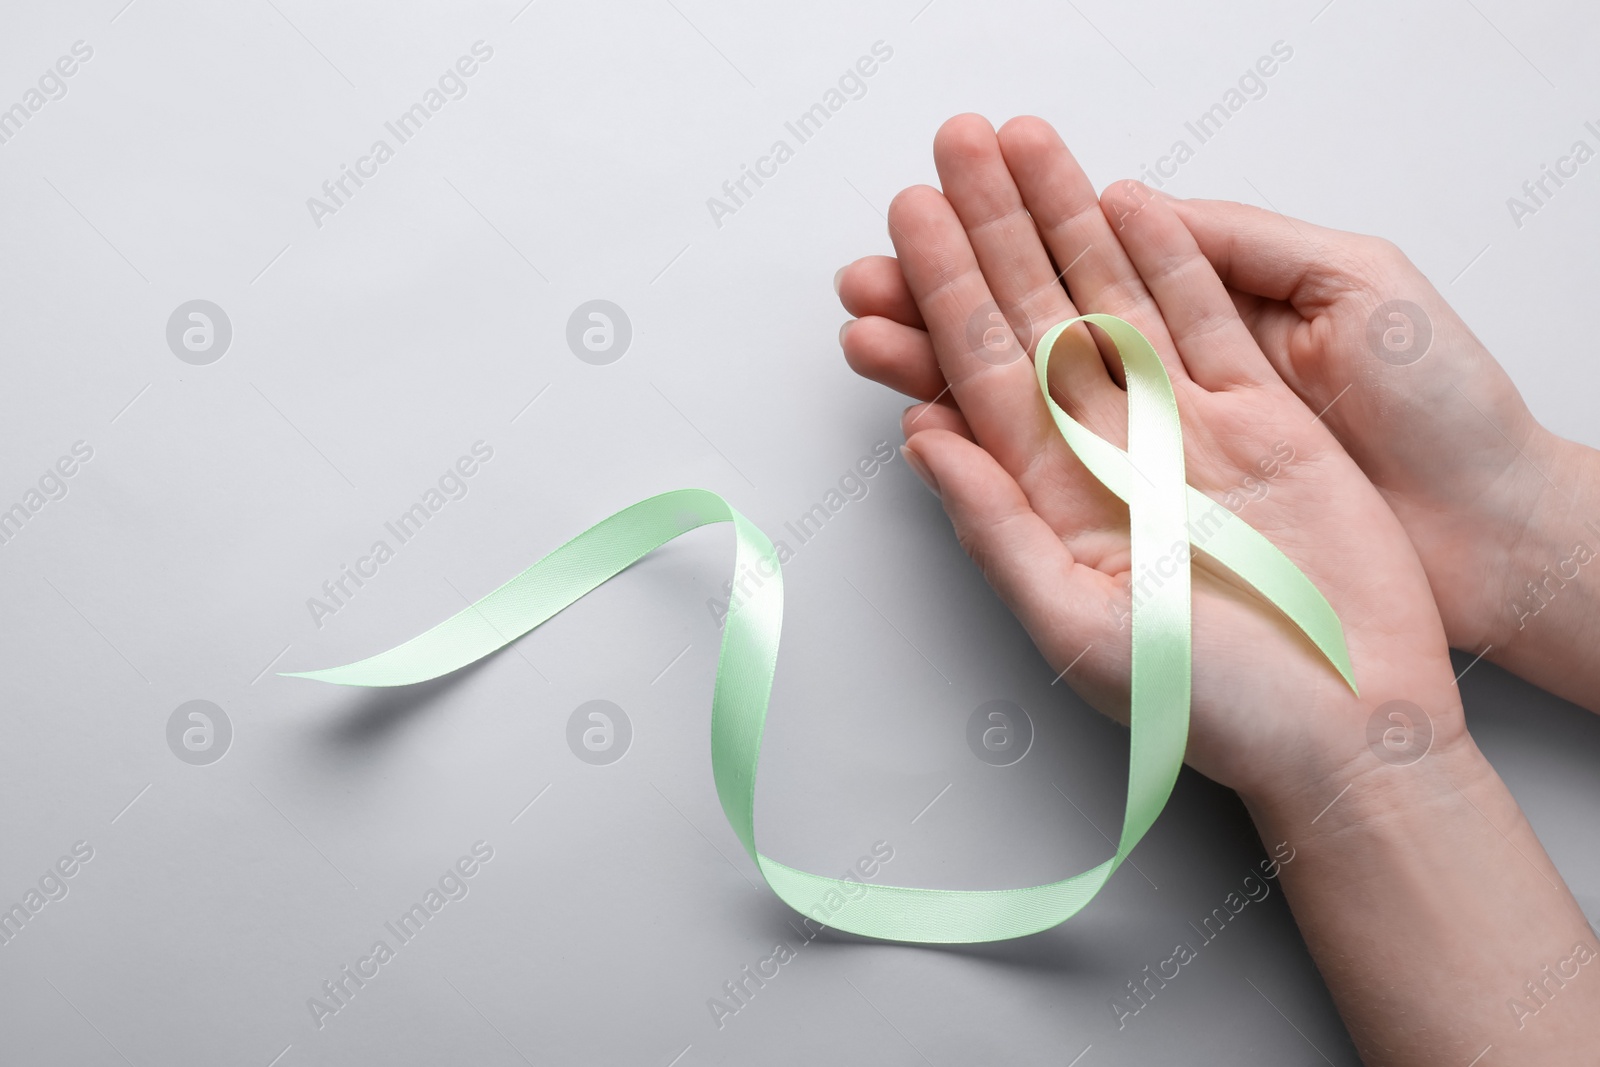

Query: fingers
left=932, top=116, right=1079, bottom=357
left=901, top=400, right=971, bottom=442
left=932, top=114, right=1123, bottom=426
left=838, top=254, right=925, bottom=329
left=885, top=182, right=1063, bottom=482
left=906, top=429, right=1113, bottom=671
left=841, top=316, right=944, bottom=401
left=996, top=116, right=1184, bottom=388
left=1099, top=181, right=1275, bottom=390
left=1168, top=198, right=1355, bottom=308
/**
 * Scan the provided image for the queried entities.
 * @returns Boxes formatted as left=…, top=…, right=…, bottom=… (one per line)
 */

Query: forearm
left=1485, top=430, right=1600, bottom=712
left=1242, top=724, right=1600, bottom=1064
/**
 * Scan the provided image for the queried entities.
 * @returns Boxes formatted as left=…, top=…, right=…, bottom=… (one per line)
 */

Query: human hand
left=837, top=114, right=1464, bottom=806
left=1166, top=197, right=1587, bottom=660
left=1164, top=197, right=1600, bottom=716
left=839, top=113, right=1600, bottom=1065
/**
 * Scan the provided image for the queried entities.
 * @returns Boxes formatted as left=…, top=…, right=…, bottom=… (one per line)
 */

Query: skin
left=849, top=163, right=1600, bottom=717
left=1167, top=195, right=1600, bottom=715
left=836, top=114, right=1600, bottom=1063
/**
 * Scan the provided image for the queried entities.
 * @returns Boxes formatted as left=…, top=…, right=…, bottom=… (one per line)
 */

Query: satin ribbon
left=284, top=314, right=1355, bottom=944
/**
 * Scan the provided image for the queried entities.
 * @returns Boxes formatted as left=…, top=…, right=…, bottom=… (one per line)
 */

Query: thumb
left=905, top=429, right=1112, bottom=678
left=1170, top=197, right=1352, bottom=306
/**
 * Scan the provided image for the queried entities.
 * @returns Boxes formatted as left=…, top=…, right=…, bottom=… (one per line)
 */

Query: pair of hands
left=836, top=114, right=1546, bottom=807
left=834, top=114, right=1600, bottom=1063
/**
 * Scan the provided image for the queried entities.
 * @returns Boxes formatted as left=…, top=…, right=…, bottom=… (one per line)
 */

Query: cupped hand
left=1167, top=196, right=1565, bottom=657
left=838, top=114, right=1464, bottom=803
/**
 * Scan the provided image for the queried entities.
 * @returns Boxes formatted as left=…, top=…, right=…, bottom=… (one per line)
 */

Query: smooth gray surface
left=2, top=1, right=1599, bottom=1063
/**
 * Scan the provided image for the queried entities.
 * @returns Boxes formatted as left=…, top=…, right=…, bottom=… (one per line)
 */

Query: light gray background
left=2, top=1, right=1599, bottom=1063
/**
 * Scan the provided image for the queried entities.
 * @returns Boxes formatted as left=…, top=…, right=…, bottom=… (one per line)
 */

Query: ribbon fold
left=285, top=314, right=1355, bottom=944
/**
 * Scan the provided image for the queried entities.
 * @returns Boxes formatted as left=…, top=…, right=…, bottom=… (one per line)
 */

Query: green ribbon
left=284, top=314, right=1355, bottom=944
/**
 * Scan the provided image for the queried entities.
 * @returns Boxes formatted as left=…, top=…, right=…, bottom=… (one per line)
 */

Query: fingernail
left=900, top=445, right=940, bottom=498
left=839, top=319, right=853, bottom=346
left=833, top=266, right=846, bottom=295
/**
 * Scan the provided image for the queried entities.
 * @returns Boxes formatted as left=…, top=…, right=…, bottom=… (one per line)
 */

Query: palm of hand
left=843, top=116, right=1463, bottom=798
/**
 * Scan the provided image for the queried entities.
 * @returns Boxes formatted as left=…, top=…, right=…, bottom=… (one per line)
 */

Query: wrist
left=1481, top=428, right=1600, bottom=657
left=1237, top=694, right=1598, bottom=1063
left=1235, top=689, right=1475, bottom=837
